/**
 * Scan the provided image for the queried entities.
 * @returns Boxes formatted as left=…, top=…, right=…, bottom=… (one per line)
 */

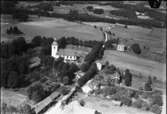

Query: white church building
left=51, top=38, right=78, bottom=62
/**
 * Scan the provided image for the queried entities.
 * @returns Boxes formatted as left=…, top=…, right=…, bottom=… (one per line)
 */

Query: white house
left=96, top=62, right=102, bottom=71
left=117, top=44, right=126, bottom=52
left=82, top=80, right=94, bottom=94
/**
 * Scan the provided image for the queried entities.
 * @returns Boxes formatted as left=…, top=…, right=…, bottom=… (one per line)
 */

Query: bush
left=111, top=93, right=122, bottom=101
left=150, top=104, right=161, bottom=114
left=141, top=101, right=150, bottom=111
left=103, top=87, right=117, bottom=96
left=93, top=8, right=104, bottom=14
left=131, top=43, right=141, bottom=54
left=60, top=87, right=70, bottom=95
left=151, top=95, right=163, bottom=106
left=104, top=64, right=116, bottom=74
left=87, top=6, right=94, bottom=11
left=144, top=82, right=152, bottom=91
left=20, top=104, right=36, bottom=114
left=27, top=83, right=47, bottom=102
left=79, top=100, right=85, bottom=106
left=121, top=97, right=132, bottom=106
left=132, top=99, right=143, bottom=109
left=62, top=76, right=69, bottom=85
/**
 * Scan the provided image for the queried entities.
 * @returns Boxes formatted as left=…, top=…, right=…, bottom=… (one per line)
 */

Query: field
left=73, top=93, right=155, bottom=114
left=84, top=21, right=166, bottom=63
left=1, top=88, right=28, bottom=107
left=103, top=50, right=166, bottom=81
left=1, top=15, right=103, bottom=43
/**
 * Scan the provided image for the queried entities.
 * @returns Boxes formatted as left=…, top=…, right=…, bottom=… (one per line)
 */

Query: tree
left=41, top=37, right=54, bottom=55
left=20, top=104, right=36, bottom=114
left=69, top=10, right=79, bottom=20
left=98, top=47, right=104, bottom=59
left=131, top=43, right=141, bottom=54
left=77, top=62, right=97, bottom=87
left=1, top=70, right=8, bottom=87
left=6, top=26, right=23, bottom=35
left=63, top=76, right=69, bottom=85
left=80, top=62, right=90, bottom=72
left=87, top=6, right=93, bottom=11
left=144, top=76, right=152, bottom=91
left=147, top=76, right=152, bottom=85
left=26, top=71, right=41, bottom=83
left=27, top=83, right=46, bottom=102
left=31, top=36, right=43, bottom=47
left=12, top=37, right=27, bottom=55
left=84, top=42, right=103, bottom=63
left=7, top=71, right=19, bottom=88
left=93, top=8, right=104, bottom=14
left=57, top=37, right=67, bottom=49
left=79, top=100, right=85, bottom=106
left=124, top=69, right=132, bottom=86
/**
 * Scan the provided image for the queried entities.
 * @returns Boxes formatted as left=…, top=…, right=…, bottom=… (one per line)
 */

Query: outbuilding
left=117, top=44, right=126, bottom=52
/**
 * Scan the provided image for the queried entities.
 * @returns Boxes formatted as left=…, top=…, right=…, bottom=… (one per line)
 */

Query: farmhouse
left=51, top=38, right=78, bottom=62
left=117, top=44, right=126, bottom=52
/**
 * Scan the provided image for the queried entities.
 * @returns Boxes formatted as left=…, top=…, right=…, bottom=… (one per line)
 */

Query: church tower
left=51, top=38, right=59, bottom=58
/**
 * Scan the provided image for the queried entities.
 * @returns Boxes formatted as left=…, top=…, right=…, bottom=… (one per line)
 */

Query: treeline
left=110, top=9, right=137, bottom=19
left=107, top=2, right=166, bottom=23
left=57, top=36, right=119, bottom=50
left=1, top=56, right=30, bottom=88
left=1, top=37, right=28, bottom=58
left=1, top=1, right=165, bottom=28
left=86, top=6, right=104, bottom=14
left=77, top=42, right=104, bottom=87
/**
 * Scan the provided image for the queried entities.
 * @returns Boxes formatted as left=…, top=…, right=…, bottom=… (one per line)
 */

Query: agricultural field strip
left=103, top=50, right=165, bottom=81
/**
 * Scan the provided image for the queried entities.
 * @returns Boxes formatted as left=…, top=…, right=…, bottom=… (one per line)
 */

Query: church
left=51, top=38, right=78, bottom=62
